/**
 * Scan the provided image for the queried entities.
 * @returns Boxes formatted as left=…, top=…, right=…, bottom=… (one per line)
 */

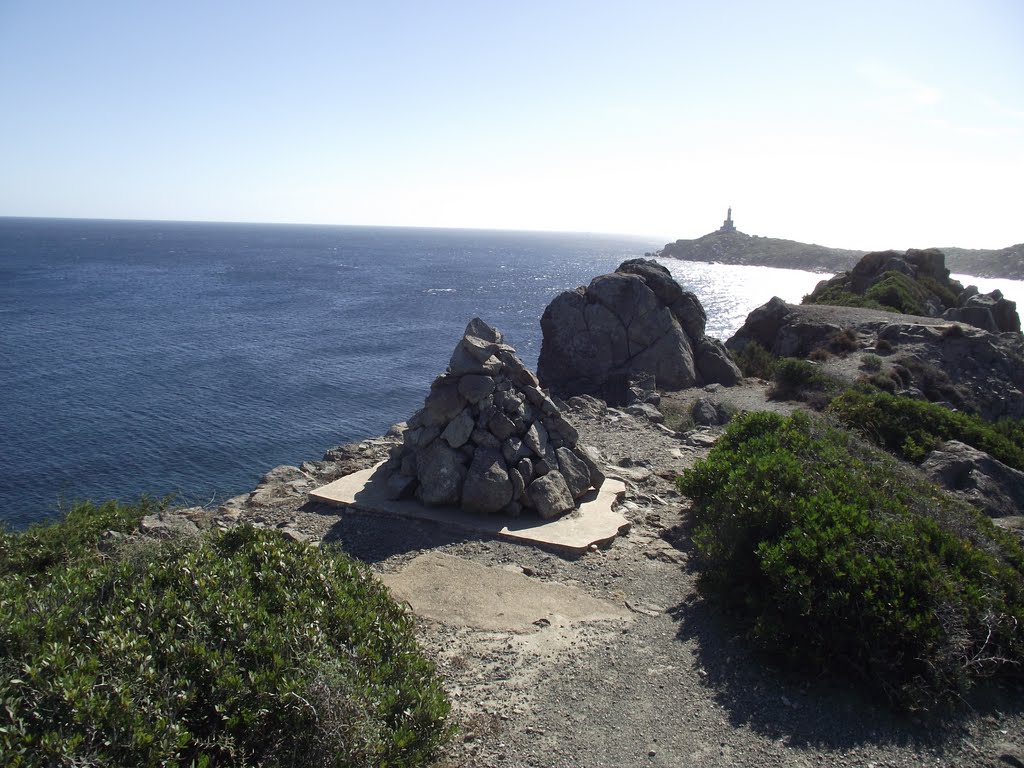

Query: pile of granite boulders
left=382, top=318, right=605, bottom=520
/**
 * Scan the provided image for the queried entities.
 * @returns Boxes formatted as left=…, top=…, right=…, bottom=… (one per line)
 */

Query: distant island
left=652, top=209, right=1024, bottom=279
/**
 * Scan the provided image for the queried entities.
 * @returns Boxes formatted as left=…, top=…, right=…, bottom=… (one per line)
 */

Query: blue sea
left=8, top=217, right=1013, bottom=530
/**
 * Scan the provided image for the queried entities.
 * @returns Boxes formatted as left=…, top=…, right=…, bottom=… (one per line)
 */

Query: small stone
left=470, top=428, right=501, bottom=450
left=524, top=421, right=549, bottom=457
left=458, top=374, right=495, bottom=403
left=279, top=528, right=310, bottom=544
left=442, top=407, right=475, bottom=448
left=509, top=467, right=525, bottom=501
left=528, top=472, right=575, bottom=519
left=556, top=446, right=592, bottom=498
left=423, top=376, right=468, bottom=425
left=502, top=436, right=525, bottom=464
left=488, top=411, right=517, bottom=441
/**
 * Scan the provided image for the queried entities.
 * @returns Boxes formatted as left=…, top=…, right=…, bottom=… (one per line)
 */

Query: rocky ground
left=151, top=382, right=1024, bottom=768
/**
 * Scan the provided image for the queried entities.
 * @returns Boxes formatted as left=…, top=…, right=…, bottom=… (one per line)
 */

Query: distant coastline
left=653, top=229, right=1024, bottom=280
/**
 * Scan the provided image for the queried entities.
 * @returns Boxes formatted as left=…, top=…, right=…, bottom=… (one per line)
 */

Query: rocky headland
left=653, top=227, right=1024, bottom=279
left=135, top=254, right=1024, bottom=768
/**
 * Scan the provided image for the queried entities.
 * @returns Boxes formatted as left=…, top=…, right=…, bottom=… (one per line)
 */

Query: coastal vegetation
left=829, top=390, right=1024, bottom=469
left=678, top=411, right=1024, bottom=708
left=803, top=269, right=932, bottom=314
left=729, top=341, right=777, bottom=380
left=0, top=500, right=451, bottom=767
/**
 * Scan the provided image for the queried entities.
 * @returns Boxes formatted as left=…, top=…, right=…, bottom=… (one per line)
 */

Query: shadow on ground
left=662, top=527, right=1024, bottom=755
left=306, top=500, right=479, bottom=564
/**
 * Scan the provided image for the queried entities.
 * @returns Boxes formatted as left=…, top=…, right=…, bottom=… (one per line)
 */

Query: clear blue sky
left=1, top=0, right=1021, bottom=249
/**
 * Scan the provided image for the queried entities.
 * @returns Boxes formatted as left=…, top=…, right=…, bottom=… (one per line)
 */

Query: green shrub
left=856, top=371, right=898, bottom=394
left=660, top=402, right=695, bottom=433
left=860, top=353, right=882, bottom=372
left=864, top=271, right=928, bottom=315
left=769, top=358, right=837, bottom=404
left=677, top=411, right=1024, bottom=708
left=730, top=341, right=777, bottom=380
left=826, top=328, right=859, bottom=355
left=802, top=284, right=889, bottom=312
left=919, top=276, right=959, bottom=309
left=0, top=505, right=451, bottom=767
left=828, top=390, right=1024, bottom=471
left=0, top=498, right=154, bottom=586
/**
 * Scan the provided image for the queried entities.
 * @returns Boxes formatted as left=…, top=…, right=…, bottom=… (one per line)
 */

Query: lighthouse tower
left=718, top=207, right=736, bottom=234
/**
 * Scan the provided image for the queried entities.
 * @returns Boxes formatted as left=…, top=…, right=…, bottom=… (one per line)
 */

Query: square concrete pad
left=310, top=462, right=630, bottom=553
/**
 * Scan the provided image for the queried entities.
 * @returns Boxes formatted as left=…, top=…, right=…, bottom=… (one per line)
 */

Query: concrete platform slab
left=310, top=462, right=630, bottom=553
left=381, top=552, right=630, bottom=631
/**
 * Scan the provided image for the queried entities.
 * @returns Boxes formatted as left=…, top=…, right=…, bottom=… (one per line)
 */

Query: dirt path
left=214, top=384, right=1023, bottom=768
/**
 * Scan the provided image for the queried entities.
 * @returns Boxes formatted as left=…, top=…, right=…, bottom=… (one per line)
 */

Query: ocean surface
left=2, top=218, right=1020, bottom=529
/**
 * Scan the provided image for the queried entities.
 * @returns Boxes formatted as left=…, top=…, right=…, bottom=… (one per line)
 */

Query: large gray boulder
left=385, top=318, right=606, bottom=520
left=922, top=441, right=1024, bottom=519
left=537, top=259, right=739, bottom=401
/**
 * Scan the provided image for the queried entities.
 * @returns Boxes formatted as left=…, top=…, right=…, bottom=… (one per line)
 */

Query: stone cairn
left=382, top=318, right=605, bottom=520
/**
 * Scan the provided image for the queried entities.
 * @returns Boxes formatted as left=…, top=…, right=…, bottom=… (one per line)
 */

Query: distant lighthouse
left=718, top=207, right=736, bottom=234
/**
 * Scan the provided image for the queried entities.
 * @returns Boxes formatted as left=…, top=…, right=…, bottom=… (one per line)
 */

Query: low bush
left=677, top=411, right=1024, bottom=708
left=828, top=390, right=1024, bottom=471
left=860, top=353, right=882, bottom=372
left=826, top=328, right=859, bottom=355
left=660, top=402, right=695, bottom=433
left=856, top=371, right=899, bottom=395
left=863, top=271, right=928, bottom=315
left=802, top=285, right=889, bottom=312
left=769, top=358, right=837, bottom=405
left=0, top=503, right=451, bottom=767
left=919, top=276, right=959, bottom=309
left=730, top=341, right=777, bottom=380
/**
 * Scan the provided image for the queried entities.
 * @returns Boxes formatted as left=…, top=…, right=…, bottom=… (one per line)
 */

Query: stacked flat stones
left=384, top=318, right=604, bottom=520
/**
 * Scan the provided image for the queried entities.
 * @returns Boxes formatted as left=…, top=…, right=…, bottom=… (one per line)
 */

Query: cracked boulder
left=537, top=258, right=739, bottom=402
left=383, top=318, right=604, bottom=520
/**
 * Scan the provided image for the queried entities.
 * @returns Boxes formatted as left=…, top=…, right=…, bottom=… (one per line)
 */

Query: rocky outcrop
left=536, top=259, right=741, bottom=402
left=805, top=248, right=1020, bottom=334
left=922, top=441, right=1024, bottom=519
left=656, top=229, right=1024, bottom=280
left=945, top=289, right=1022, bottom=334
left=655, top=230, right=862, bottom=273
left=727, top=300, right=1024, bottom=420
left=383, top=318, right=603, bottom=520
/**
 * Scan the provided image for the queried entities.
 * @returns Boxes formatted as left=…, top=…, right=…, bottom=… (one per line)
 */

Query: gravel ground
left=210, top=384, right=1024, bottom=768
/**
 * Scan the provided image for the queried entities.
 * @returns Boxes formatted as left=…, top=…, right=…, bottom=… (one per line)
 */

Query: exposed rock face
left=806, top=248, right=1020, bottom=334
left=383, top=319, right=604, bottom=519
left=727, top=300, right=1024, bottom=420
left=537, top=259, right=741, bottom=402
left=922, top=441, right=1024, bottom=519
